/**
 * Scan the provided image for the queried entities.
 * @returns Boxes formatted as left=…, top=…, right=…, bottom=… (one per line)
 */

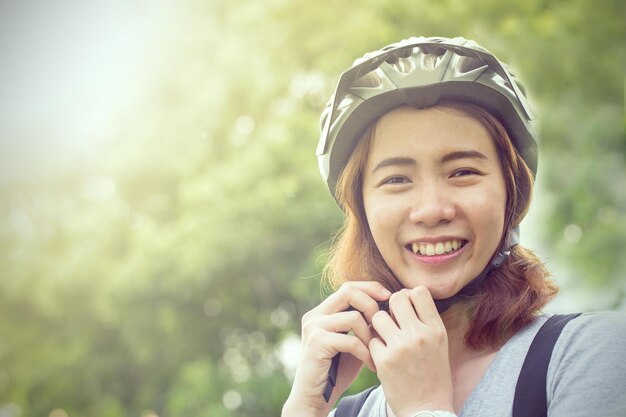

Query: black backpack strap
left=335, top=385, right=378, bottom=417
left=513, top=313, right=581, bottom=417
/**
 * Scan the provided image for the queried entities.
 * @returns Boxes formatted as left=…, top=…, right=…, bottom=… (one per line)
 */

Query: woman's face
left=362, top=105, right=507, bottom=299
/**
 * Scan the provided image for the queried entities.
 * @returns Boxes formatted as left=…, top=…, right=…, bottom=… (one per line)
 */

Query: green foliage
left=0, top=0, right=624, bottom=416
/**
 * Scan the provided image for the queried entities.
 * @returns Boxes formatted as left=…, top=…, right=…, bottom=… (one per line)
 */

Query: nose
left=408, top=182, right=456, bottom=227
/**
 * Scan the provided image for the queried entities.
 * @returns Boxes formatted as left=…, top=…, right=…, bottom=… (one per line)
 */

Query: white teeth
left=435, top=242, right=444, bottom=255
left=410, top=239, right=464, bottom=256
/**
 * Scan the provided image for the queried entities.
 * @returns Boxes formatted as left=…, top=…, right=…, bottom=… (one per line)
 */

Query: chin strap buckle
left=491, top=250, right=511, bottom=268
left=490, top=225, right=521, bottom=268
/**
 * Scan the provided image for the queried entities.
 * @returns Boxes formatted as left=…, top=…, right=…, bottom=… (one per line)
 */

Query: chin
left=397, top=268, right=475, bottom=298
left=427, top=287, right=456, bottom=300
left=418, top=277, right=467, bottom=300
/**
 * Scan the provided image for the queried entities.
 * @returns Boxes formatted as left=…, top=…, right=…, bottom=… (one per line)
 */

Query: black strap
left=335, top=385, right=378, bottom=417
left=513, top=313, right=581, bottom=417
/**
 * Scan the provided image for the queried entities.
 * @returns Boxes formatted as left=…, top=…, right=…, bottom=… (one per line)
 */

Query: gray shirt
left=330, top=311, right=626, bottom=417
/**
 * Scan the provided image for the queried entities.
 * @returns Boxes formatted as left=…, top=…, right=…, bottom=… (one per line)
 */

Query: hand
left=282, top=281, right=391, bottom=417
left=369, top=286, right=454, bottom=417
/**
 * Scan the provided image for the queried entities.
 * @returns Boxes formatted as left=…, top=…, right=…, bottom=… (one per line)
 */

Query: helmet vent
left=420, top=45, right=446, bottom=56
left=420, top=52, right=442, bottom=71
left=385, top=56, right=413, bottom=74
left=352, top=70, right=383, bottom=88
left=458, top=56, right=485, bottom=74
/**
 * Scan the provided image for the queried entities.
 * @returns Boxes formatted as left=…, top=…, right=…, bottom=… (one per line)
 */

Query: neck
left=441, top=302, right=498, bottom=364
left=440, top=302, right=499, bottom=414
left=441, top=302, right=474, bottom=361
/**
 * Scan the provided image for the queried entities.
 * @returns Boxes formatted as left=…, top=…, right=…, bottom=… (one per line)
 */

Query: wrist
left=281, top=395, right=329, bottom=417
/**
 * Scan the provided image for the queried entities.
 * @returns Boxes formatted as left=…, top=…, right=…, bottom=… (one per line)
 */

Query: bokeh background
left=0, top=0, right=624, bottom=416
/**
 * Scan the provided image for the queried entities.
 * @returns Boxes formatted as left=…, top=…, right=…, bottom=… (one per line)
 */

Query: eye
left=451, top=168, right=480, bottom=178
left=381, top=176, right=410, bottom=185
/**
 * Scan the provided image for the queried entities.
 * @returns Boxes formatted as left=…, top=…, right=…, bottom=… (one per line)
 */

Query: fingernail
left=381, top=288, right=391, bottom=297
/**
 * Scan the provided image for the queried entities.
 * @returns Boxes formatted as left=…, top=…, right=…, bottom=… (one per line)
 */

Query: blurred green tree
left=0, top=0, right=623, bottom=416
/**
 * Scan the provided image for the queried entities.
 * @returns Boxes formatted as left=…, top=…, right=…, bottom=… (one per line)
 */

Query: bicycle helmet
left=317, top=36, right=538, bottom=198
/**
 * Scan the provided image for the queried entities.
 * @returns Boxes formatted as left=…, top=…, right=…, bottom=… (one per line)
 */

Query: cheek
left=468, top=188, right=505, bottom=215
left=466, top=182, right=507, bottom=240
left=364, top=197, right=402, bottom=247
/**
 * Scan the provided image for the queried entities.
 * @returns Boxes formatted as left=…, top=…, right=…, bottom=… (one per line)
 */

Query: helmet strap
left=433, top=225, right=520, bottom=314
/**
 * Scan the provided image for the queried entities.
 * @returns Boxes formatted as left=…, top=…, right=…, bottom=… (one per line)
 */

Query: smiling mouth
left=407, top=240, right=467, bottom=256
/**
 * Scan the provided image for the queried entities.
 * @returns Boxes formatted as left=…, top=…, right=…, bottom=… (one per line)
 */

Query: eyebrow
left=440, top=150, right=488, bottom=163
left=371, top=150, right=488, bottom=174
left=371, top=157, right=416, bottom=173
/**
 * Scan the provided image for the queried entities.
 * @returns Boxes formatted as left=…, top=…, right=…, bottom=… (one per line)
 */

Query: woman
left=282, top=37, right=626, bottom=417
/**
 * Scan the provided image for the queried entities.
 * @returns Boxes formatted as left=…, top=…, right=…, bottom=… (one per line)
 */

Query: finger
left=323, top=332, right=376, bottom=371
left=387, top=290, right=420, bottom=330
left=368, top=337, right=391, bottom=372
left=368, top=336, right=386, bottom=360
left=341, top=348, right=377, bottom=374
left=370, top=310, right=399, bottom=342
left=408, top=286, right=443, bottom=328
left=320, top=281, right=391, bottom=321
left=315, top=310, right=375, bottom=347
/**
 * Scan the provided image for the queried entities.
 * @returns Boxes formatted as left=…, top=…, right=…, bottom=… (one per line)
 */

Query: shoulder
left=556, top=310, right=626, bottom=350
left=551, top=311, right=626, bottom=366
left=547, top=311, right=626, bottom=413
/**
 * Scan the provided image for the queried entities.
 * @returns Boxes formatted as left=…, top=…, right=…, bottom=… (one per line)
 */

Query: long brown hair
left=323, top=101, right=558, bottom=349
